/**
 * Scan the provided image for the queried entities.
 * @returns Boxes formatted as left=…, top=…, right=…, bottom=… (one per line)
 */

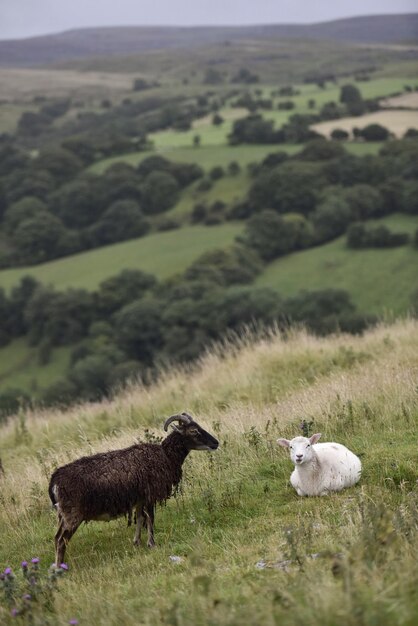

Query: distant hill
left=0, top=13, right=417, bottom=67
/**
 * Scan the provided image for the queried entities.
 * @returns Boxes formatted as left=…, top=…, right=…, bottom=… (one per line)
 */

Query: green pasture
left=0, top=338, right=71, bottom=395
left=90, top=140, right=382, bottom=176
left=0, top=319, right=417, bottom=626
left=89, top=144, right=303, bottom=174
left=0, top=223, right=243, bottom=293
left=169, top=171, right=250, bottom=218
left=88, top=74, right=410, bottom=175
left=257, top=214, right=418, bottom=316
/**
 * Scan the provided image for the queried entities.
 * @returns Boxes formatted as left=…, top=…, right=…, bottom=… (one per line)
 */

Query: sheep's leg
left=55, top=522, right=80, bottom=566
left=144, top=506, right=155, bottom=548
left=133, top=505, right=143, bottom=546
left=54, top=515, right=65, bottom=556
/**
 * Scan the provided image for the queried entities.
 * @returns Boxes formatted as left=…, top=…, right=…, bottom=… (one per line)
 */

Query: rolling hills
left=0, top=14, right=417, bottom=67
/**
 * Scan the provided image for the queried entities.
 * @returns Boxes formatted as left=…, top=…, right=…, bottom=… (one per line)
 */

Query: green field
left=169, top=171, right=250, bottom=218
left=0, top=319, right=417, bottom=626
left=0, top=338, right=71, bottom=395
left=88, top=74, right=410, bottom=174
left=90, top=141, right=383, bottom=176
left=0, top=223, right=243, bottom=293
left=257, top=214, right=418, bottom=315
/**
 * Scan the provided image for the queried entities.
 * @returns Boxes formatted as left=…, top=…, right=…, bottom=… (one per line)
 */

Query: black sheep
left=49, top=412, right=218, bottom=565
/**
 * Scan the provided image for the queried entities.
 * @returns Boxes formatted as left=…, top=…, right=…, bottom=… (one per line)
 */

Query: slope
left=0, top=319, right=417, bottom=625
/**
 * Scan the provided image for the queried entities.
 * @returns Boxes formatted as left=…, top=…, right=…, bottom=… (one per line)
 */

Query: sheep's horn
left=164, top=413, right=193, bottom=431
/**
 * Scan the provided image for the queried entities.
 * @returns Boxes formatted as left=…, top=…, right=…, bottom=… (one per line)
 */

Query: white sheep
left=277, top=433, right=361, bottom=496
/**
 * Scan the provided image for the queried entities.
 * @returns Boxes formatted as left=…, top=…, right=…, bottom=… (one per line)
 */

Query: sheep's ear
left=310, top=433, right=322, bottom=445
left=277, top=438, right=290, bottom=448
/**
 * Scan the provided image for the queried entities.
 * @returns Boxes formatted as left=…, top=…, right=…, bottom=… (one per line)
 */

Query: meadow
left=0, top=223, right=243, bottom=293
left=256, top=214, right=418, bottom=316
left=0, top=319, right=417, bottom=625
left=89, top=142, right=383, bottom=175
left=86, top=74, right=416, bottom=177
left=312, top=110, right=418, bottom=138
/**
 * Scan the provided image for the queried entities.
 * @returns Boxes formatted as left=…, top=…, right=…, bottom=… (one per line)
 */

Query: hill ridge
left=0, top=13, right=417, bottom=66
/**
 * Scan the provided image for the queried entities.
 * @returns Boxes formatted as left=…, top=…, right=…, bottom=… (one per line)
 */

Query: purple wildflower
left=23, top=594, right=31, bottom=601
left=31, top=557, right=40, bottom=564
left=4, top=567, right=12, bottom=575
left=11, top=608, right=18, bottom=617
left=21, top=561, right=28, bottom=569
left=69, top=620, right=79, bottom=625
left=60, top=563, right=69, bottom=571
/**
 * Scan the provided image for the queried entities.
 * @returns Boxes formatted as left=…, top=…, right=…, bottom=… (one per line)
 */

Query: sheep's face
left=178, top=421, right=219, bottom=452
left=277, top=434, right=321, bottom=465
left=164, top=412, right=219, bottom=451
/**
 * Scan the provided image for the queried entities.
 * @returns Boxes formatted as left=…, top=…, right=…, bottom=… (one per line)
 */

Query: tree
left=49, top=177, right=106, bottom=228
left=99, top=163, right=142, bottom=204
left=340, top=84, right=365, bottom=116
left=241, top=210, right=302, bottom=261
left=184, top=246, right=262, bottom=286
left=141, top=171, right=179, bottom=214
left=8, top=276, right=41, bottom=336
left=212, top=113, right=224, bottom=126
left=209, top=166, right=224, bottom=181
left=298, top=139, right=345, bottom=161
left=193, top=134, right=201, bottom=148
left=12, top=212, right=70, bottom=264
left=197, top=287, right=283, bottom=336
left=70, top=355, right=114, bottom=401
left=249, top=162, right=321, bottom=215
left=227, top=161, right=241, bottom=176
left=87, top=200, right=149, bottom=246
left=343, top=184, right=383, bottom=220
left=231, top=68, right=259, bottom=84
left=7, top=169, right=55, bottom=203
left=401, top=181, right=418, bottom=214
left=312, top=195, right=351, bottom=242
left=25, top=287, right=95, bottom=346
left=359, top=124, right=390, bottom=142
left=33, top=147, right=83, bottom=184
left=331, top=128, right=349, bottom=141
left=96, top=269, right=157, bottom=316
left=3, top=196, right=48, bottom=234
left=17, top=111, right=51, bottom=136
left=203, top=68, right=223, bottom=85
left=0, top=288, right=13, bottom=346
left=114, top=299, right=163, bottom=363
left=346, top=223, right=367, bottom=248
left=284, top=289, right=357, bottom=335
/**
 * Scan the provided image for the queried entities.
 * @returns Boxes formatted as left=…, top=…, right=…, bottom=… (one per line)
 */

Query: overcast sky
left=0, top=0, right=416, bottom=40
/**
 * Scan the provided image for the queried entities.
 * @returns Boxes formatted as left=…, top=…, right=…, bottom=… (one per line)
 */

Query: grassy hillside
left=257, top=214, right=418, bottom=315
left=86, top=75, right=415, bottom=176
left=0, top=339, right=71, bottom=394
left=0, top=319, right=417, bottom=625
left=0, top=223, right=242, bottom=293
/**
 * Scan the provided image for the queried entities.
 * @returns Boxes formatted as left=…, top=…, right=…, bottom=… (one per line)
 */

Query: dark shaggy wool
left=49, top=431, right=189, bottom=526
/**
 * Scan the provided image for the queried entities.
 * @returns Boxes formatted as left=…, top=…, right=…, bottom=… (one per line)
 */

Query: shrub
left=0, top=559, right=72, bottom=624
left=141, top=171, right=179, bottom=214
left=346, top=223, right=409, bottom=248
left=209, top=166, right=225, bottom=181
left=331, top=128, right=349, bottom=141
left=359, top=124, right=390, bottom=141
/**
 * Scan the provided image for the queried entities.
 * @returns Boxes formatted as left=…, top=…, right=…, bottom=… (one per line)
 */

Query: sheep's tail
left=48, top=480, right=58, bottom=506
